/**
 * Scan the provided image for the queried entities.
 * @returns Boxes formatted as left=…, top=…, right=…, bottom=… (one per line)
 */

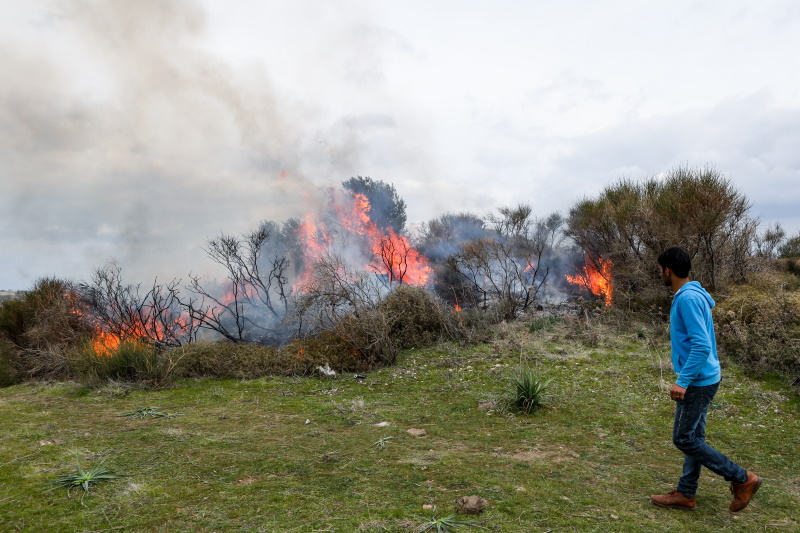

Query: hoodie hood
left=675, top=280, right=715, bottom=308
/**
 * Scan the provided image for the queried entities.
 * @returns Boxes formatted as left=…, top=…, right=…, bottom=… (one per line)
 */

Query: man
left=651, top=247, right=761, bottom=512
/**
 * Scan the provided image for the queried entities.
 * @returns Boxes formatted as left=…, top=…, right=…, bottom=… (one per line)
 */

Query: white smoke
left=0, top=0, right=428, bottom=289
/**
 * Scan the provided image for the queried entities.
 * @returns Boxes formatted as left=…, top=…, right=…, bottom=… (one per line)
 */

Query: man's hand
left=670, top=384, right=687, bottom=401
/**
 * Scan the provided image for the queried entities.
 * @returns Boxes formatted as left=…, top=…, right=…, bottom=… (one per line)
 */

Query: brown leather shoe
left=730, top=471, right=762, bottom=512
left=651, top=490, right=696, bottom=510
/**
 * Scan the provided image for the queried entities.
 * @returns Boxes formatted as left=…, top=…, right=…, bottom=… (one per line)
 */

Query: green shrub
left=715, top=274, right=800, bottom=381
left=528, top=316, right=558, bottom=334
left=0, top=299, right=27, bottom=345
left=286, top=332, right=371, bottom=372
left=0, top=339, right=21, bottom=387
left=776, top=257, right=800, bottom=279
left=166, top=341, right=275, bottom=379
left=171, top=341, right=303, bottom=379
left=378, top=285, right=448, bottom=350
left=171, top=334, right=368, bottom=380
left=2, top=277, right=91, bottom=381
left=73, top=340, right=172, bottom=386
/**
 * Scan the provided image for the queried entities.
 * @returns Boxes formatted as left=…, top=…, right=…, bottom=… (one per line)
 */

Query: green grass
left=1, top=319, right=798, bottom=532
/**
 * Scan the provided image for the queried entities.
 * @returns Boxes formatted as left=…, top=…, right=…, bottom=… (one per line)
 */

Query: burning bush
left=72, top=339, right=169, bottom=386
left=567, top=165, right=757, bottom=304
left=79, top=264, right=199, bottom=352
left=445, top=206, right=564, bottom=318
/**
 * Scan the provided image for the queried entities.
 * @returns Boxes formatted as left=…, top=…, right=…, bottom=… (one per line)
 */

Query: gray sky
left=2, top=0, right=799, bottom=289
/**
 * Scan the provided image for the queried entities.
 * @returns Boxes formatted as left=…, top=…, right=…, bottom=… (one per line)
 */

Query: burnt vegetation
left=1, top=168, right=799, bottom=389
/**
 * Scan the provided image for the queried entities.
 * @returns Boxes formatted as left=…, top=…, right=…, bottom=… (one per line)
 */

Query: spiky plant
left=119, top=406, right=179, bottom=419
left=48, top=460, right=119, bottom=498
left=416, top=514, right=485, bottom=532
left=505, top=367, right=550, bottom=414
left=371, top=436, right=394, bottom=450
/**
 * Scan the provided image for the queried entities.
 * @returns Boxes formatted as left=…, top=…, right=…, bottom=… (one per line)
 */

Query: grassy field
left=1, top=317, right=798, bottom=532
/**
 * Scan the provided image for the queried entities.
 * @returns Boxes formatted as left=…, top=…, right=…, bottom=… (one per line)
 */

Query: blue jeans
left=673, top=382, right=747, bottom=497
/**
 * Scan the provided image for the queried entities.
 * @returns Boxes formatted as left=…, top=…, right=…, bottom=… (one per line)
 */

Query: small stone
left=305, top=419, right=310, bottom=424
left=611, top=514, right=619, bottom=520
left=374, top=422, right=390, bottom=427
left=407, top=428, right=426, bottom=437
left=422, top=504, right=434, bottom=510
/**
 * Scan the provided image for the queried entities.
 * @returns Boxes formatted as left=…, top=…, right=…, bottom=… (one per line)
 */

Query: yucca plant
left=504, top=366, right=550, bottom=414
left=48, top=460, right=119, bottom=498
left=119, top=406, right=180, bottom=419
left=371, top=436, right=394, bottom=450
left=417, top=514, right=485, bottom=532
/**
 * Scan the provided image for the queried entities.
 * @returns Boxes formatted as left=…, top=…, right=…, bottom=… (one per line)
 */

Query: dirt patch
left=495, top=446, right=580, bottom=463
left=234, top=476, right=260, bottom=486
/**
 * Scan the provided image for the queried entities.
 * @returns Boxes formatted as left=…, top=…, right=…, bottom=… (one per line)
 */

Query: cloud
left=530, top=92, right=800, bottom=229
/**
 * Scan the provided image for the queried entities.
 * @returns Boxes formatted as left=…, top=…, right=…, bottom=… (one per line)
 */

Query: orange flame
left=296, top=191, right=432, bottom=288
left=566, top=256, right=613, bottom=307
left=92, top=330, right=121, bottom=356
left=71, top=299, right=189, bottom=357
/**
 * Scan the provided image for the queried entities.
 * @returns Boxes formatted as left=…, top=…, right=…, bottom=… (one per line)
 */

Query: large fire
left=296, top=191, right=432, bottom=288
left=75, top=190, right=433, bottom=355
left=566, top=255, right=613, bottom=307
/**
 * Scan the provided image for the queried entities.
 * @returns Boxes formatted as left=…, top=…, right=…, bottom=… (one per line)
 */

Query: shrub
left=171, top=334, right=368, bottom=380
left=715, top=273, right=800, bottom=381
left=528, top=316, right=558, bottom=334
left=566, top=165, right=757, bottom=303
left=4, top=277, right=91, bottom=380
left=776, top=257, right=800, bottom=279
left=502, top=367, right=550, bottom=414
left=0, top=299, right=27, bottom=345
left=73, top=340, right=173, bottom=386
left=0, top=339, right=21, bottom=387
left=446, top=206, right=563, bottom=319
left=378, top=285, right=448, bottom=349
left=168, top=342, right=280, bottom=379
left=778, top=232, right=800, bottom=258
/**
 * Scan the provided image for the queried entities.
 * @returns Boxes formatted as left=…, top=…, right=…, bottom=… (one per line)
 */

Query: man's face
left=660, top=266, right=671, bottom=286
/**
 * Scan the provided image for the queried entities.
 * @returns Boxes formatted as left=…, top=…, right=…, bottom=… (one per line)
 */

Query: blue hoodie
left=670, top=281, right=721, bottom=388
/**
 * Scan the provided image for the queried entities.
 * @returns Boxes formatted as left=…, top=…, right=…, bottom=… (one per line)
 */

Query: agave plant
left=119, top=406, right=180, bottom=419
left=371, top=436, right=394, bottom=450
left=506, top=366, right=550, bottom=414
left=417, top=514, right=485, bottom=532
left=48, top=460, right=119, bottom=498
